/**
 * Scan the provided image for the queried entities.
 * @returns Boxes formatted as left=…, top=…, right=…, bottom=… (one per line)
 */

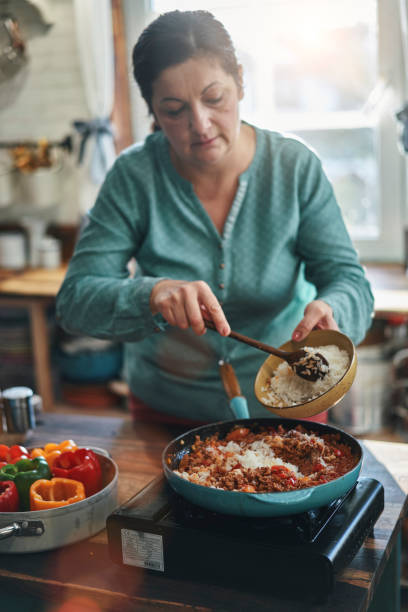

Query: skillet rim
left=162, top=417, right=363, bottom=497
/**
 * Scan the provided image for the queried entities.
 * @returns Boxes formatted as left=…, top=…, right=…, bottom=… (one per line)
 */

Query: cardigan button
left=219, top=263, right=225, bottom=269
left=219, top=283, right=225, bottom=289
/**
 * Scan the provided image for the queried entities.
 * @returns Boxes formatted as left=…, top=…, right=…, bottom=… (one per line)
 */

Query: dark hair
left=132, top=10, right=240, bottom=114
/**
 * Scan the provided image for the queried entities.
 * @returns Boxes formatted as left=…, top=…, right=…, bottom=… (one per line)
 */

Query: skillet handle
left=250, top=489, right=314, bottom=504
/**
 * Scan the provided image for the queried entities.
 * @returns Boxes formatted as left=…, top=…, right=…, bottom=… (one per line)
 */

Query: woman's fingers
left=198, top=288, right=230, bottom=336
left=292, top=299, right=339, bottom=342
left=150, top=279, right=230, bottom=336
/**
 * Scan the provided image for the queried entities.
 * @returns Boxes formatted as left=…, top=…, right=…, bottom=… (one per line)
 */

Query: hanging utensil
left=0, top=14, right=27, bottom=81
left=205, top=320, right=329, bottom=382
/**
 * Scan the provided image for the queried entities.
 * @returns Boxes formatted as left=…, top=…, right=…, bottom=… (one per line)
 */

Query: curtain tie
left=72, top=117, right=113, bottom=164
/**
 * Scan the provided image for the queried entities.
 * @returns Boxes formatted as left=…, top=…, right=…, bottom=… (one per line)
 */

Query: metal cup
left=1, top=386, right=36, bottom=433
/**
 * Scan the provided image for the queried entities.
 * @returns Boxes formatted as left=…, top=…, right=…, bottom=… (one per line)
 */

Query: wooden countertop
left=0, top=265, right=67, bottom=298
left=0, top=263, right=408, bottom=317
left=364, top=263, right=408, bottom=317
left=0, top=412, right=406, bottom=611
left=0, top=262, right=406, bottom=315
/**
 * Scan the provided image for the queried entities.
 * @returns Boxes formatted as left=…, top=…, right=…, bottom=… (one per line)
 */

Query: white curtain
left=73, top=0, right=116, bottom=212
left=400, top=0, right=408, bottom=96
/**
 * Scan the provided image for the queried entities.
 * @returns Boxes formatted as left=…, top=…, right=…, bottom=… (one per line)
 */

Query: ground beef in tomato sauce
left=173, top=424, right=359, bottom=493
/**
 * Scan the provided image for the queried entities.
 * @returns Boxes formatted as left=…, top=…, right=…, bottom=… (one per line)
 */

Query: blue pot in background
left=55, top=345, right=123, bottom=383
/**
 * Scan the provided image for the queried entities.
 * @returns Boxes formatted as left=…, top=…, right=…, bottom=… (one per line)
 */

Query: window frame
left=124, top=0, right=407, bottom=263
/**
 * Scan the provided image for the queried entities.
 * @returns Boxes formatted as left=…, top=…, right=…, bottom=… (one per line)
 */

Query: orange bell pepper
left=29, top=477, right=85, bottom=510
left=30, top=440, right=78, bottom=469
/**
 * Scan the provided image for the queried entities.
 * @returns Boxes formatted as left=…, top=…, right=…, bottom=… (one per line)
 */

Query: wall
left=122, top=0, right=152, bottom=142
left=0, top=0, right=89, bottom=225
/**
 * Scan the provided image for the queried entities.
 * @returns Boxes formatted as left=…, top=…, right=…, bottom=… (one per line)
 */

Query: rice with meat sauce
left=173, top=424, right=358, bottom=493
left=260, top=344, right=350, bottom=407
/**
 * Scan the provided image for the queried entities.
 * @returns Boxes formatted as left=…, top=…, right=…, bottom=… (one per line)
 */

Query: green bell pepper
left=0, top=456, right=51, bottom=510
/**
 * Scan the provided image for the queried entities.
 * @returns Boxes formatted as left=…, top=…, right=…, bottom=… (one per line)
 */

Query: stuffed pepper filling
left=172, top=425, right=359, bottom=493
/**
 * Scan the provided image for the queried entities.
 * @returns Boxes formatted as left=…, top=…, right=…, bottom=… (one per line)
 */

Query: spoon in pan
left=204, top=320, right=329, bottom=382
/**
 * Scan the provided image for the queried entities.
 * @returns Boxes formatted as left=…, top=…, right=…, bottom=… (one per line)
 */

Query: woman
left=56, top=10, right=374, bottom=424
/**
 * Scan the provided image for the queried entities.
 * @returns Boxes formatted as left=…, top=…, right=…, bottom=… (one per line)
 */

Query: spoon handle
left=204, top=320, right=288, bottom=358
left=219, top=361, right=242, bottom=399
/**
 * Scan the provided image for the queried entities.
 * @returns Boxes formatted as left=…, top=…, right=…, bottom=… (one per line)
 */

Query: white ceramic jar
left=39, top=236, right=62, bottom=268
left=0, top=232, right=26, bottom=269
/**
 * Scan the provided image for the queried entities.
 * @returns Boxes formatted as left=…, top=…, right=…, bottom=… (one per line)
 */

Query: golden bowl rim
left=254, top=329, right=356, bottom=412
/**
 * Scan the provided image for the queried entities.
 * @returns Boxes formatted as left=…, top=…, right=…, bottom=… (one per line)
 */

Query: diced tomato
left=270, top=465, right=289, bottom=472
left=313, top=462, right=324, bottom=472
left=334, top=448, right=343, bottom=457
left=270, top=465, right=291, bottom=478
left=225, top=428, right=250, bottom=442
left=287, top=477, right=297, bottom=487
left=9, top=445, right=29, bottom=460
left=231, top=463, right=242, bottom=470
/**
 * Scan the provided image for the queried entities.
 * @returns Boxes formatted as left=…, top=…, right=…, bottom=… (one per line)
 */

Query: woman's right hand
left=150, top=279, right=230, bottom=336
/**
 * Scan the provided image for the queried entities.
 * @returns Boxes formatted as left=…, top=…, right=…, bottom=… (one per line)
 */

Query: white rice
left=260, top=344, right=350, bottom=407
left=174, top=435, right=315, bottom=485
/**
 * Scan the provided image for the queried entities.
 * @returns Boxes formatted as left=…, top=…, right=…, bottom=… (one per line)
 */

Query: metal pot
left=0, top=448, right=118, bottom=553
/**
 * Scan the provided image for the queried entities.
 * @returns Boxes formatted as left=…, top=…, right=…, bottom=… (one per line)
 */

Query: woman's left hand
left=291, top=299, right=339, bottom=342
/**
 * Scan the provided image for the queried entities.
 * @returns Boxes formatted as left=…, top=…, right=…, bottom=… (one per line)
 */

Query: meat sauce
left=173, top=424, right=359, bottom=493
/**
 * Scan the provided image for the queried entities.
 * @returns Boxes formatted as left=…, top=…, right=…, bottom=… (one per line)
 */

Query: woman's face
left=151, top=55, right=243, bottom=170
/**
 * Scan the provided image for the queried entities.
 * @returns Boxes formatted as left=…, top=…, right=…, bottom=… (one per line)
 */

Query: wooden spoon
left=205, top=320, right=329, bottom=382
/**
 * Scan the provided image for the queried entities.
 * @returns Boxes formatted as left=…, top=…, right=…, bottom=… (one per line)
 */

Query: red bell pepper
left=0, top=481, right=19, bottom=512
left=0, top=444, right=29, bottom=464
left=52, top=448, right=102, bottom=496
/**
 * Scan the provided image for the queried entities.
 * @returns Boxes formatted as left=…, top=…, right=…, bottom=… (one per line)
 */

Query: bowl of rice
left=254, top=329, right=357, bottom=419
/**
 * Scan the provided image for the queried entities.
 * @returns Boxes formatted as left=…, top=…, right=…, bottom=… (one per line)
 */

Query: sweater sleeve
left=56, top=156, right=167, bottom=342
left=295, top=150, right=374, bottom=345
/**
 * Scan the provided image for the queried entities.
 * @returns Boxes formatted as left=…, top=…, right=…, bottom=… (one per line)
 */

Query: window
left=133, top=0, right=406, bottom=261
